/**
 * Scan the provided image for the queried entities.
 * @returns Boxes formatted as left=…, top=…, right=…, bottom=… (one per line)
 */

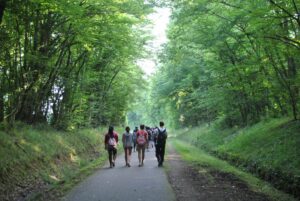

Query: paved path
left=63, top=147, right=175, bottom=201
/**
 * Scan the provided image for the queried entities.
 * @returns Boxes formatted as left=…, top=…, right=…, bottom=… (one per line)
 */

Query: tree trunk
left=287, top=57, right=298, bottom=120
left=0, top=0, right=6, bottom=25
left=0, top=92, right=3, bottom=122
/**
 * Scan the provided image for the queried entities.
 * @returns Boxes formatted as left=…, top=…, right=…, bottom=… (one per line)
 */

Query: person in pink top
left=104, top=126, right=119, bottom=168
left=136, top=124, right=148, bottom=167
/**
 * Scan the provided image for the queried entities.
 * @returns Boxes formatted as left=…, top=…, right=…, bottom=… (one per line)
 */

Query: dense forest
left=141, top=0, right=300, bottom=128
left=0, top=1, right=299, bottom=200
left=0, top=0, right=154, bottom=129
left=1, top=0, right=299, bottom=130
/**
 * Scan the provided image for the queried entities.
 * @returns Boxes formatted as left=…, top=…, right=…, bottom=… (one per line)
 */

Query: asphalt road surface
left=63, top=146, right=175, bottom=201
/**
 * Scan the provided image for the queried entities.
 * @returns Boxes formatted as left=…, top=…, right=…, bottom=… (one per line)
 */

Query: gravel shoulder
left=166, top=145, right=271, bottom=201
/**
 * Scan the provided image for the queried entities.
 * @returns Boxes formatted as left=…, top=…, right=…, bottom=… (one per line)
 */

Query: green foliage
left=148, top=0, right=300, bottom=128
left=0, top=0, right=153, bottom=129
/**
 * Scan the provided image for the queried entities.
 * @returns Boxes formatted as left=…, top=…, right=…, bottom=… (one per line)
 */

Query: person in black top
left=154, top=121, right=168, bottom=167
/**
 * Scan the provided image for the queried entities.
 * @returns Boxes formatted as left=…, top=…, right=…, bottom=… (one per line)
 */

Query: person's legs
left=108, top=148, right=113, bottom=168
left=157, top=145, right=163, bottom=166
left=155, top=144, right=160, bottom=162
left=137, top=145, right=142, bottom=166
left=141, top=146, right=145, bottom=165
left=124, top=148, right=128, bottom=165
left=128, top=147, right=132, bottom=166
left=112, top=148, right=117, bottom=166
left=161, top=144, right=166, bottom=166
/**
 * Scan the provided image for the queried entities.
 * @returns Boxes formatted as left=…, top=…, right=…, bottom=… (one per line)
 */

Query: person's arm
left=122, top=133, right=125, bottom=144
left=104, top=134, right=108, bottom=145
left=136, top=132, right=139, bottom=143
left=145, top=131, right=148, bottom=142
left=115, top=133, right=119, bottom=144
left=130, top=133, right=133, bottom=145
left=153, top=130, right=157, bottom=143
left=104, top=134, right=108, bottom=150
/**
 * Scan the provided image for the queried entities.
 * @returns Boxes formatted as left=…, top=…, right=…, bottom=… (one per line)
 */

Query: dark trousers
left=108, top=146, right=117, bottom=165
left=155, top=143, right=166, bottom=164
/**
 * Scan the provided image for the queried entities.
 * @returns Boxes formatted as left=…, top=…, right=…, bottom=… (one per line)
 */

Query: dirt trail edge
left=166, top=144, right=271, bottom=201
left=63, top=147, right=175, bottom=201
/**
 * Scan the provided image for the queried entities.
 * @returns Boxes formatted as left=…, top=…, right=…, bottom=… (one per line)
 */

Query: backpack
left=157, top=129, right=166, bottom=145
left=137, top=131, right=146, bottom=145
left=108, top=136, right=117, bottom=147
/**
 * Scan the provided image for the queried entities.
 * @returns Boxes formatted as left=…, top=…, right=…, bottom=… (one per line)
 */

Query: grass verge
left=0, top=123, right=124, bottom=201
left=171, top=139, right=297, bottom=201
left=173, top=118, right=300, bottom=198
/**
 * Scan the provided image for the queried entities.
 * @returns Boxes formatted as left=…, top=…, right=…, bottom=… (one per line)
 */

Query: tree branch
left=264, top=35, right=300, bottom=50
left=268, top=0, right=300, bottom=26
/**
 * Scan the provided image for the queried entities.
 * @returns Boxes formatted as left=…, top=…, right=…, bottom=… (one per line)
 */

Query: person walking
left=146, top=126, right=152, bottom=151
left=104, top=126, right=119, bottom=168
left=154, top=121, right=168, bottom=167
left=122, top=126, right=133, bottom=167
left=136, top=124, right=148, bottom=167
left=132, top=127, right=138, bottom=152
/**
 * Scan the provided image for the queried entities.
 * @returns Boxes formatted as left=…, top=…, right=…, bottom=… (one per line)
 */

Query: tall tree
left=149, top=0, right=299, bottom=128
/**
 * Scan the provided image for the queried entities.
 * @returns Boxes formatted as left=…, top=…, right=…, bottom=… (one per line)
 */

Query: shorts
left=108, top=146, right=117, bottom=154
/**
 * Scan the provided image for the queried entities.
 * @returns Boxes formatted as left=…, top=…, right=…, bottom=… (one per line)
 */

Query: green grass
left=218, top=119, right=299, bottom=175
left=171, top=139, right=298, bottom=201
left=172, top=117, right=300, bottom=198
left=0, top=123, right=125, bottom=200
left=174, top=118, right=300, bottom=176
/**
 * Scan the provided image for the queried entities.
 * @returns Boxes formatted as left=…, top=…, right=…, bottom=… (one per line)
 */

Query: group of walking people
left=104, top=121, right=168, bottom=168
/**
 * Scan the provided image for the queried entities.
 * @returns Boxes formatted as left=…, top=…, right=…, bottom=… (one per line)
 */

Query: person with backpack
left=132, top=127, right=138, bottom=152
left=136, top=124, right=148, bottom=167
left=122, top=126, right=133, bottom=167
left=154, top=121, right=168, bottom=167
left=104, top=126, right=119, bottom=168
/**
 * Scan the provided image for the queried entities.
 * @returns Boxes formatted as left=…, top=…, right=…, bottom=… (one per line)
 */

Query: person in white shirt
left=122, top=126, right=133, bottom=167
